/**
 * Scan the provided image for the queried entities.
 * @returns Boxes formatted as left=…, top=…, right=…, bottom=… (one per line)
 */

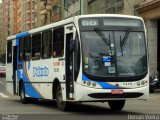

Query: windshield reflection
left=81, top=31, right=147, bottom=78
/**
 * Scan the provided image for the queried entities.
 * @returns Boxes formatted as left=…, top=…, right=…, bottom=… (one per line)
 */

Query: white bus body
left=6, top=14, right=149, bottom=111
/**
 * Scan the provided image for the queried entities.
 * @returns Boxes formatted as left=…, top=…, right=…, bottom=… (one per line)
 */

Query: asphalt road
left=0, top=77, right=160, bottom=120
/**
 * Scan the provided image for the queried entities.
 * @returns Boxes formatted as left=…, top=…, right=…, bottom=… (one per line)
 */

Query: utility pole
left=80, top=0, right=83, bottom=15
left=61, top=0, right=64, bottom=20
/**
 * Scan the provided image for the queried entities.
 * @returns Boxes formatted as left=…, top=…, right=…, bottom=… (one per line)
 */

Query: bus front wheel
left=56, top=85, right=68, bottom=111
left=108, top=100, right=125, bottom=111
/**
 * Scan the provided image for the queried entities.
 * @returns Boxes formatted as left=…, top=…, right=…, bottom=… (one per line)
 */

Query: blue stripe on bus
left=25, top=83, right=42, bottom=98
left=16, top=32, right=29, bottom=46
left=16, top=32, right=29, bottom=38
left=82, top=73, right=119, bottom=89
left=15, top=31, right=43, bottom=99
left=82, top=74, right=91, bottom=81
left=17, top=62, right=42, bottom=99
left=98, top=82, right=118, bottom=89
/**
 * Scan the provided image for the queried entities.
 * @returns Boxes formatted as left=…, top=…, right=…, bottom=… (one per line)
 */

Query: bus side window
left=52, top=27, right=64, bottom=57
left=32, top=33, right=41, bottom=60
left=19, top=38, right=24, bottom=61
left=42, top=30, right=52, bottom=59
left=7, top=41, right=12, bottom=63
left=24, top=36, right=31, bottom=61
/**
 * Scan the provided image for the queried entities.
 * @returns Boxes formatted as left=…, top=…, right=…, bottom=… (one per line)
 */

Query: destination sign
left=103, top=19, right=142, bottom=27
left=81, top=19, right=99, bottom=26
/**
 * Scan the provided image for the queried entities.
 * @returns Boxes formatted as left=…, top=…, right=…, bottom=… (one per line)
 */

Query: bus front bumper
left=74, top=83, right=149, bottom=102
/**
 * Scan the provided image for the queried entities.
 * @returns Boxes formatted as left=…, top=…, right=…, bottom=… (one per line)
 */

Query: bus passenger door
left=6, top=40, right=18, bottom=95
left=65, top=24, right=76, bottom=100
left=13, top=46, right=18, bottom=94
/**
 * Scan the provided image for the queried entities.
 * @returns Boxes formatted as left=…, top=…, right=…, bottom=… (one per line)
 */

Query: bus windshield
left=81, top=30, right=147, bottom=78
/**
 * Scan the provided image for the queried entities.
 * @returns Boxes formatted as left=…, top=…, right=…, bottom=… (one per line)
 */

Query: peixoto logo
left=33, top=66, right=49, bottom=77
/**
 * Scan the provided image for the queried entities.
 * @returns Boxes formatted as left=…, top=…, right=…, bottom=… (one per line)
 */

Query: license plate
left=111, top=90, right=124, bottom=94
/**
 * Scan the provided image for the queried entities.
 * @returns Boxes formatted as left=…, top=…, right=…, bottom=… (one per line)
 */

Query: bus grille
left=88, top=93, right=143, bottom=99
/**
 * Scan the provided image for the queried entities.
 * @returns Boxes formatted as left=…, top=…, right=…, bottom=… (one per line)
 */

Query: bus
left=6, top=14, right=149, bottom=111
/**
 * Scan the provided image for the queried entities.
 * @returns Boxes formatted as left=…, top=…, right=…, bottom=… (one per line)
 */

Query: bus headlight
left=136, top=80, right=148, bottom=87
left=82, top=81, right=97, bottom=88
left=137, top=82, right=140, bottom=86
left=92, top=82, right=96, bottom=87
left=87, top=81, right=91, bottom=86
left=141, top=81, right=145, bottom=85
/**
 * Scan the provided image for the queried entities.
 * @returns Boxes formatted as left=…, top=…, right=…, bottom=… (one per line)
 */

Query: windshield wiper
left=120, top=29, right=130, bottom=56
left=94, top=28, right=111, bottom=49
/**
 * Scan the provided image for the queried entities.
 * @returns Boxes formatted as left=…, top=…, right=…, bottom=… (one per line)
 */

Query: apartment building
left=51, top=0, right=62, bottom=23
left=88, top=0, right=145, bottom=15
left=0, top=0, right=13, bottom=54
left=34, top=0, right=62, bottom=27
left=0, top=3, right=5, bottom=55
left=23, top=0, right=35, bottom=31
left=12, top=0, right=35, bottom=33
left=63, top=0, right=88, bottom=19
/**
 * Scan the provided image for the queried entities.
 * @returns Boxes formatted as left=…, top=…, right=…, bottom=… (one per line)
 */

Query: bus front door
left=65, top=25, right=75, bottom=100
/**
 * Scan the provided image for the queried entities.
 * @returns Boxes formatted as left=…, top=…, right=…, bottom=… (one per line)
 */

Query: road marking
left=0, top=93, right=9, bottom=98
left=149, top=95, right=160, bottom=99
left=0, top=80, right=6, bottom=86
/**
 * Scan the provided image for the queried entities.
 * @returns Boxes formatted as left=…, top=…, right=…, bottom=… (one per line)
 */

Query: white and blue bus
left=6, top=14, right=149, bottom=111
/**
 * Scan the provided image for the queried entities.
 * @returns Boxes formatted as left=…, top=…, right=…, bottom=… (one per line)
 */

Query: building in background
left=0, top=0, right=159, bottom=74
left=51, top=0, right=62, bottom=23
left=63, top=0, right=88, bottom=19
left=0, top=2, right=5, bottom=55
left=0, top=0, right=11, bottom=55
left=34, top=0, right=62, bottom=27
left=12, top=0, right=35, bottom=33
left=13, top=0, right=18, bottom=33
left=88, top=0, right=145, bottom=15
left=39, top=0, right=51, bottom=26
left=34, top=0, right=41, bottom=28
left=23, top=0, right=35, bottom=31
left=136, top=0, right=160, bottom=74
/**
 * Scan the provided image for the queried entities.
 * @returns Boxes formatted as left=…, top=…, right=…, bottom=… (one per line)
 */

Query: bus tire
left=108, top=100, right=125, bottom=111
left=56, top=84, right=68, bottom=111
left=19, top=82, right=29, bottom=104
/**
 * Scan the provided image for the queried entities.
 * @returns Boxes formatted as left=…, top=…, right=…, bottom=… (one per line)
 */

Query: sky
left=0, top=0, right=2, bottom=3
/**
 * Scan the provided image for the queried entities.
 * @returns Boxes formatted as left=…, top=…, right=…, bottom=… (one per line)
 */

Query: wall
left=146, top=20, right=157, bottom=74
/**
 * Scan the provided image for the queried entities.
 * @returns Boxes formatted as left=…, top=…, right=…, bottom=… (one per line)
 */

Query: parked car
left=0, top=63, right=6, bottom=76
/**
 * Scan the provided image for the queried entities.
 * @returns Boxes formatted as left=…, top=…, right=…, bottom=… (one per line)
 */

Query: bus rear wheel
left=108, top=100, right=125, bottom=111
left=56, top=85, right=68, bottom=111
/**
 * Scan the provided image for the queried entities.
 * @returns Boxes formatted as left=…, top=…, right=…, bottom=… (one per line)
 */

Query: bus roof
left=6, top=14, right=143, bottom=41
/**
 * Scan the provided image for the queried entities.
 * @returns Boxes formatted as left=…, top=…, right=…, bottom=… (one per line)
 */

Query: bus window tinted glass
left=32, top=33, right=41, bottom=60
left=7, top=41, right=12, bottom=63
left=24, top=36, right=31, bottom=61
left=42, top=30, right=52, bottom=59
left=52, top=27, right=64, bottom=57
left=19, top=38, right=24, bottom=61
